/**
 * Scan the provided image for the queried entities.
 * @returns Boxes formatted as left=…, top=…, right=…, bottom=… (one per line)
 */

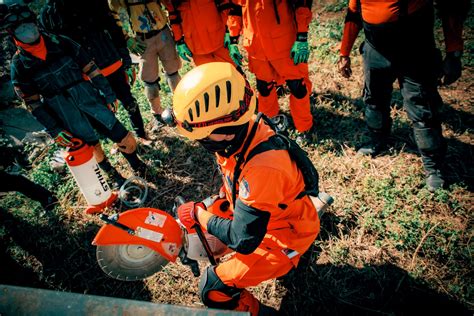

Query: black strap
left=273, top=0, right=280, bottom=24
left=230, top=113, right=319, bottom=207
left=231, top=112, right=263, bottom=208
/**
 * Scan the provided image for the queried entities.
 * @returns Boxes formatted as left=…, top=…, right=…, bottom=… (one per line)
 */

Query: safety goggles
left=177, top=80, right=254, bottom=133
left=4, top=9, right=34, bottom=29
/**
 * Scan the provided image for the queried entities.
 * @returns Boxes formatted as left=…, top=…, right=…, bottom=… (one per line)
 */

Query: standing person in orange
left=164, top=0, right=240, bottom=69
left=228, top=0, right=315, bottom=144
left=337, top=0, right=470, bottom=191
left=166, top=62, right=333, bottom=315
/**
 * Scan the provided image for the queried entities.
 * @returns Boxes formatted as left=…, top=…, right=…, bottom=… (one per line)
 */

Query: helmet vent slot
left=188, top=108, right=194, bottom=121
left=195, top=100, right=200, bottom=118
left=226, top=80, right=231, bottom=103
left=204, top=92, right=210, bottom=112
left=215, top=85, right=221, bottom=108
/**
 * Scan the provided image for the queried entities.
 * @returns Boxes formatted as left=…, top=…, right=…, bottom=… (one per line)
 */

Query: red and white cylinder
left=64, top=144, right=117, bottom=214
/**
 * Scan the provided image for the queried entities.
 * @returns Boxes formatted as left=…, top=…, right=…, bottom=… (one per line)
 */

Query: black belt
left=135, top=25, right=167, bottom=40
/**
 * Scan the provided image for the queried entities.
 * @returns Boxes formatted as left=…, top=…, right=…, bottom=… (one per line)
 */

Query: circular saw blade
left=96, top=244, right=169, bottom=281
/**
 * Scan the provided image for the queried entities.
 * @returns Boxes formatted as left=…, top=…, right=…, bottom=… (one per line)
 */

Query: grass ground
left=0, top=1, right=473, bottom=314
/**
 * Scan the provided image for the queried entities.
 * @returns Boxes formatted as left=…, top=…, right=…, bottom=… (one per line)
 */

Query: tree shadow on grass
left=0, top=207, right=152, bottom=301
left=278, top=258, right=471, bottom=315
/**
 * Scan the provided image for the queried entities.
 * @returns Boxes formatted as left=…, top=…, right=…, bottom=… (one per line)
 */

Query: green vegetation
left=1, top=0, right=472, bottom=314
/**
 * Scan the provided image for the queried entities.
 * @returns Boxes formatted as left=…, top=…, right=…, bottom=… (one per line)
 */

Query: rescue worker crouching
left=167, top=62, right=333, bottom=315
left=108, top=0, right=182, bottom=132
left=6, top=5, right=148, bottom=187
left=337, top=0, right=470, bottom=192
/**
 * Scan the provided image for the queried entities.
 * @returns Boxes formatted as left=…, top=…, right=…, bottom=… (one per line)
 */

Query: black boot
left=358, top=106, right=391, bottom=156
left=151, top=114, right=165, bottom=133
left=413, top=124, right=446, bottom=192
left=357, top=131, right=388, bottom=156
left=121, top=151, right=148, bottom=178
left=98, top=159, right=126, bottom=189
left=126, top=101, right=147, bottom=139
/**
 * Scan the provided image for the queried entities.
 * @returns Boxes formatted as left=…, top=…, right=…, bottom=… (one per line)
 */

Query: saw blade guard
left=93, top=208, right=183, bottom=262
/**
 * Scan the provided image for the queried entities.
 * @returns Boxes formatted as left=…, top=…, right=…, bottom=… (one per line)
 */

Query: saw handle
left=99, top=214, right=135, bottom=235
left=175, top=196, right=217, bottom=266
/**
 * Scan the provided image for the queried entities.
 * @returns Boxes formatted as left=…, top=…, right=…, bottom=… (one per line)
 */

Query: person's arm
left=227, top=2, right=242, bottom=38
left=205, top=199, right=270, bottom=254
left=164, top=0, right=183, bottom=42
left=205, top=166, right=287, bottom=254
left=436, top=0, right=470, bottom=85
left=59, top=35, right=117, bottom=104
left=338, top=0, right=362, bottom=78
left=294, top=0, right=313, bottom=34
left=216, top=0, right=233, bottom=28
left=11, top=59, right=62, bottom=137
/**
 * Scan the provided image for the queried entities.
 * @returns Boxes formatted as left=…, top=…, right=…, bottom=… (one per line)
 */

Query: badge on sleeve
left=239, top=178, right=250, bottom=199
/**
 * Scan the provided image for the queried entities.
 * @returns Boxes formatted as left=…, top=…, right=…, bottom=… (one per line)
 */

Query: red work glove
left=177, top=201, right=206, bottom=231
left=107, top=100, right=119, bottom=113
left=54, top=130, right=74, bottom=147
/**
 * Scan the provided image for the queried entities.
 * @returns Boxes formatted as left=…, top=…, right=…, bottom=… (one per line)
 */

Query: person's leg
left=88, top=114, right=147, bottom=177
left=400, top=64, right=446, bottom=191
left=192, top=52, right=216, bottom=66
left=0, top=171, right=57, bottom=211
left=271, top=58, right=313, bottom=134
left=156, top=28, right=182, bottom=91
left=106, top=69, right=148, bottom=139
left=358, top=41, right=396, bottom=155
left=199, top=246, right=295, bottom=315
left=248, top=58, right=280, bottom=118
left=139, top=35, right=164, bottom=130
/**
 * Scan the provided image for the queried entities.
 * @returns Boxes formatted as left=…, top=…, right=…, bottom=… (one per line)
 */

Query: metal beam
left=0, top=285, right=249, bottom=316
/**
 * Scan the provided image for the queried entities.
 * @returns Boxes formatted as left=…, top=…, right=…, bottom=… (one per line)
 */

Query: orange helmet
left=172, top=62, right=256, bottom=140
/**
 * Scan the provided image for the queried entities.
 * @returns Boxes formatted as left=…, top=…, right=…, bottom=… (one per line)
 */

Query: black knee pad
left=256, top=79, right=274, bottom=97
left=286, top=78, right=307, bottom=99
left=413, top=123, right=443, bottom=152
left=198, top=266, right=241, bottom=310
left=143, top=78, right=161, bottom=100
left=108, top=120, right=129, bottom=143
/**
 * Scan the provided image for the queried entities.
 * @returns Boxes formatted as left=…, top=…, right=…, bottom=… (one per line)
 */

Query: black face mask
left=198, top=123, right=249, bottom=158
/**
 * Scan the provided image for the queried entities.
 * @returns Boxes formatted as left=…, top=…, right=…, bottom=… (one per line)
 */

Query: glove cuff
left=296, top=32, right=308, bottom=42
left=230, top=36, right=239, bottom=45
left=447, top=50, right=462, bottom=59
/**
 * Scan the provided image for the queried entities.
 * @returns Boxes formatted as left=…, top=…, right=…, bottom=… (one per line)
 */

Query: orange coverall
left=201, top=117, right=320, bottom=314
left=228, top=0, right=314, bottom=132
left=165, top=0, right=236, bottom=66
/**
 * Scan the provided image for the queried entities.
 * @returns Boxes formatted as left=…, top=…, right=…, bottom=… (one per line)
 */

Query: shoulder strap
left=230, top=113, right=319, bottom=207
left=231, top=112, right=263, bottom=207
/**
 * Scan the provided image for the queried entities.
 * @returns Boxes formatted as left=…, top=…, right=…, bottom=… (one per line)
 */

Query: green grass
left=1, top=1, right=473, bottom=314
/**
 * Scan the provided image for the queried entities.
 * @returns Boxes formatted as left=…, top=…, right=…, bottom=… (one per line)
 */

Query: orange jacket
left=164, top=0, right=231, bottom=55
left=212, top=117, right=319, bottom=256
left=340, top=0, right=470, bottom=56
left=229, top=0, right=312, bottom=61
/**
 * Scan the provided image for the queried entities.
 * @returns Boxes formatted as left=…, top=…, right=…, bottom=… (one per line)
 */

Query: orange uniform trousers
left=249, top=57, right=313, bottom=132
left=193, top=46, right=236, bottom=67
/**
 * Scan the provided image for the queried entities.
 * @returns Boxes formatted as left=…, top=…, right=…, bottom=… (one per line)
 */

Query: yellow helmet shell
left=172, top=62, right=256, bottom=140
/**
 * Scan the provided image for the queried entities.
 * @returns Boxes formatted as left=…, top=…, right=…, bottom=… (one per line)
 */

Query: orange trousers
left=249, top=57, right=313, bottom=132
left=193, top=46, right=236, bottom=67
left=203, top=201, right=299, bottom=314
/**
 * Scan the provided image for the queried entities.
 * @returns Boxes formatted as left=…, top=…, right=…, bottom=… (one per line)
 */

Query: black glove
left=441, top=51, right=462, bottom=85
